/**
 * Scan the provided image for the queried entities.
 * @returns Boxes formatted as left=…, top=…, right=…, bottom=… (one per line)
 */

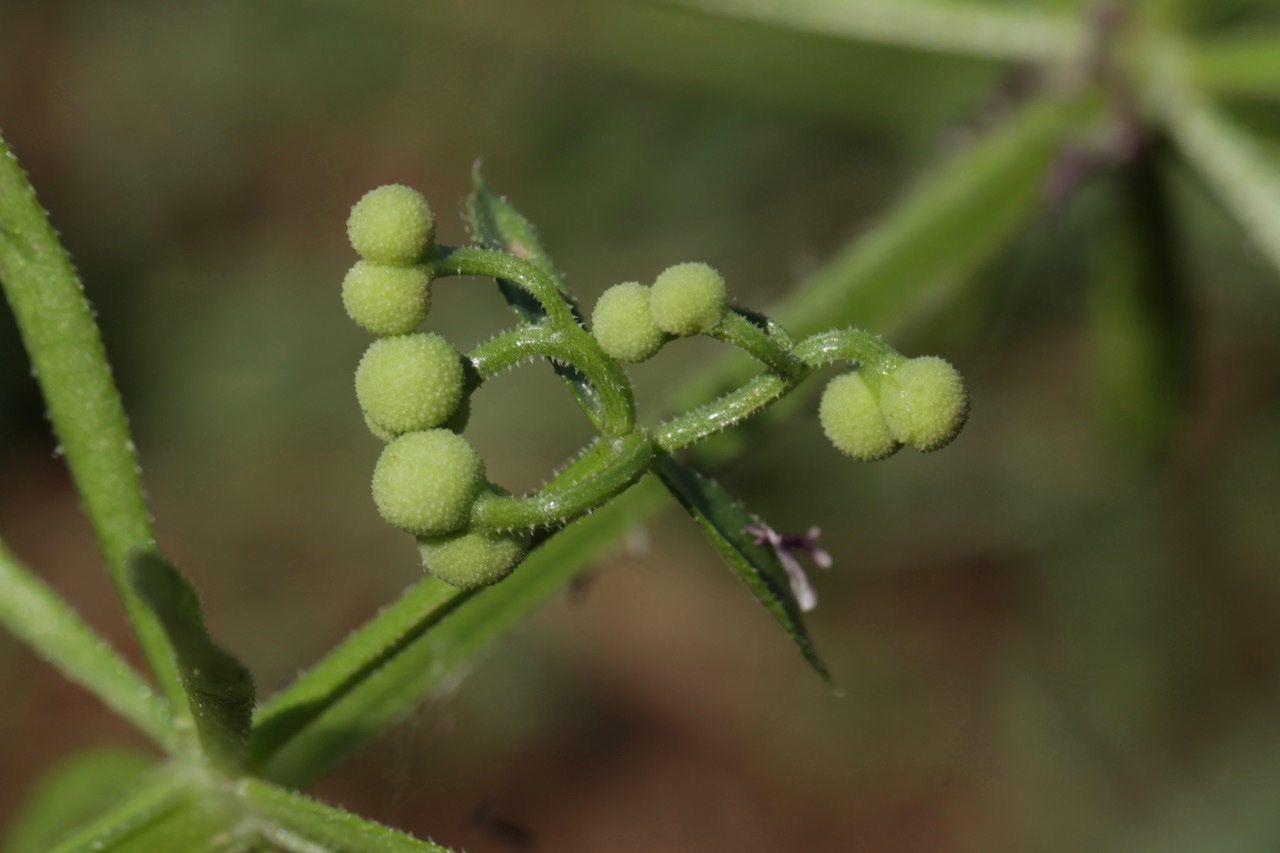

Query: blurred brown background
left=4, top=1, right=1280, bottom=850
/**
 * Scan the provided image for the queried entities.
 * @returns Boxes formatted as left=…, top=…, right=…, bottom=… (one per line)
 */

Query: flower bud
left=347, top=184, right=435, bottom=265
left=818, top=370, right=899, bottom=461
left=371, top=430, right=484, bottom=535
left=879, top=356, right=969, bottom=452
left=591, top=282, right=665, bottom=362
left=356, top=334, right=465, bottom=438
left=418, top=528, right=529, bottom=589
left=649, top=262, right=727, bottom=336
left=342, top=261, right=431, bottom=336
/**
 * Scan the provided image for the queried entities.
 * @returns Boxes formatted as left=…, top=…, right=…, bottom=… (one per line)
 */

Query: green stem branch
left=470, top=433, right=654, bottom=530
left=0, top=131, right=190, bottom=730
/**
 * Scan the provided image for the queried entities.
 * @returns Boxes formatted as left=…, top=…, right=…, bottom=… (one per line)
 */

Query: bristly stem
left=0, top=131, right=190, bottom=731
left=470, top=432, right=654, bottom=530
left=435, top=245, right=638, bottom=436
left=0, top=539, right=179, bottom=751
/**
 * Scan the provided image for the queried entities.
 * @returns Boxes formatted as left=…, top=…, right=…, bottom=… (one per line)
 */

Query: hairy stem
left=470, top=432, right=654, bottom=530
left=439, top=246, right=637, bottom=436
left=0, top=131, right=190, bottom=728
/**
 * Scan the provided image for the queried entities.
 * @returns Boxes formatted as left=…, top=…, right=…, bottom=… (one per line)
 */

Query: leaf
left=0, top=540, right=177, bottom=751
left=663, top=0, right=1085, bottom=64
left=464, top=166, right=607, bottom=428
left=0, top=131, right=186, bottom=713
left=1164, top=91, right=1280, bottom=278
left=2, top=748, right=155, bottom=853
left=653, top=456, right=831, bottom=680
left=240, top=779, right=459, bottom=852
left=1193, top=28, right=1280, bottom=102
left=464, top=163, right=571, bottom=302
left=127, top=551, right=255, bottom=771
left=248, top=576, right=464, bottom=770
left=44, top=773, right=205, bottom=853
left=257, top=478, right=670, bottom=787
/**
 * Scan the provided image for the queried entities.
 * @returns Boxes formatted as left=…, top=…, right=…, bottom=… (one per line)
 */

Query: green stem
left=654, top=327, right=904, bottom=453
left=442, top=247, right=637, bottom=436
left=0, top=131, right=190, bottom=730
left=247, top=576, right=465, bottom=770
left=433, top=246, right=575, bottom=326
left=0, top=539, right=178, bottom=752
left=654, top=373, right=791, bottom=453
left=793, top=328, right=905, bottom=372
left=470, top=432, right=654, bottom=530
left=709, top=309, right=805, bottom=379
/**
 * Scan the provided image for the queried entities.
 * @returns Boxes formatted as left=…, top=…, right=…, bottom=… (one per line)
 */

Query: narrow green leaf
left=465, top=164, right=570, bottom=298
left=0, top=540, right=177, bottom=751
left=664, top=0, right=1086, bottom=64
left=248, top=576, right=463, bottom=770
left=464, top=167, right=607, bottom=428
left=0, top=131, right=187, bottom=714
left=240, top=779, right=458, bottom=852
left=44, top=772, right=195, bottom=853
left=1164, top=91, right=1280, bottom=277
left=127, top=552, right=255, bottom=771
left=1193, top=29, right=1280, bottom=101
left=775, top=94, right=1090, bottom=337
left=258, top=478, right=669, bottom=787
left=2, top=748, right=155, bottom=853
left=653, top=456, right=830, bottom=680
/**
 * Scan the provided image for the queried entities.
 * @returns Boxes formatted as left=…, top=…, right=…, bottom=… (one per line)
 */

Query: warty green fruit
left=879, top=356, right=969, bottom=452
left=591, top=282, right=665, bottom=362
left=341, top=261, right=431, bottom=336
left=356, top=334, right=465, bottom=438
left=347, top=184, right=436, bottom=265
left=371, top=430, right=485, bottom=535
left=818, top=370, right=900, bottom=461
left=648, top=262, right=727, bottom=336
left=418, top=528, right=529, bottom=589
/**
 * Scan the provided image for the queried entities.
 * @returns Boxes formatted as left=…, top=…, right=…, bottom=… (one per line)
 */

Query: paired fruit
left=820, top=357, right=968, bottom=459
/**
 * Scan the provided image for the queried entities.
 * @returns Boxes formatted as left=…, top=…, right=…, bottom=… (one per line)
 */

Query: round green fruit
left=649, top=262, right=727, bottom=336
left=591, top=282, right=665, bottom=362
left=356, top=334, right=466, bottom=437
left=347, top=184, right=436, bottom=265
left=879, top=356, right=969, bottom=452
left=818, top=370, right=899, bottom=461
left=371, top=430, right=484, bottom=535
left=418, top=528, right=529, bottom=589
left=342, top=261, right=431, bottom=336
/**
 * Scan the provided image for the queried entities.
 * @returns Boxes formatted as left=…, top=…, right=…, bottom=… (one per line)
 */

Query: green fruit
left=649, top=262, right=727, bottom=336
left=818, top=370, right=900, bottom=461
left=356, top=334, right=465, bottom=437
left=591, top=282, right=665, bottom=362
left=879, top=356, right=969, bottom=452
left=347, top=184, right=436, bottom=265
left=418, top=528, right=529, bottom=589
left=342, top=261, right=431, bottom=336
left=371, top=430, right=484, bottom=535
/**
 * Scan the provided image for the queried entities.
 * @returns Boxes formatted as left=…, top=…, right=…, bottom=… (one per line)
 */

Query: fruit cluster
left=344, top=185, right=528, bottom=589
left=342, top=182, right=969, bottom=593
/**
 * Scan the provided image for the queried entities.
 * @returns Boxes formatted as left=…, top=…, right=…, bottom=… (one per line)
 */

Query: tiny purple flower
left=746, top=522, right=832, bottom=612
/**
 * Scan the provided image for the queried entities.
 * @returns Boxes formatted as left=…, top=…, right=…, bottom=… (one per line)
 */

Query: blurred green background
left=3, top=1, right=1280, bottom=850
